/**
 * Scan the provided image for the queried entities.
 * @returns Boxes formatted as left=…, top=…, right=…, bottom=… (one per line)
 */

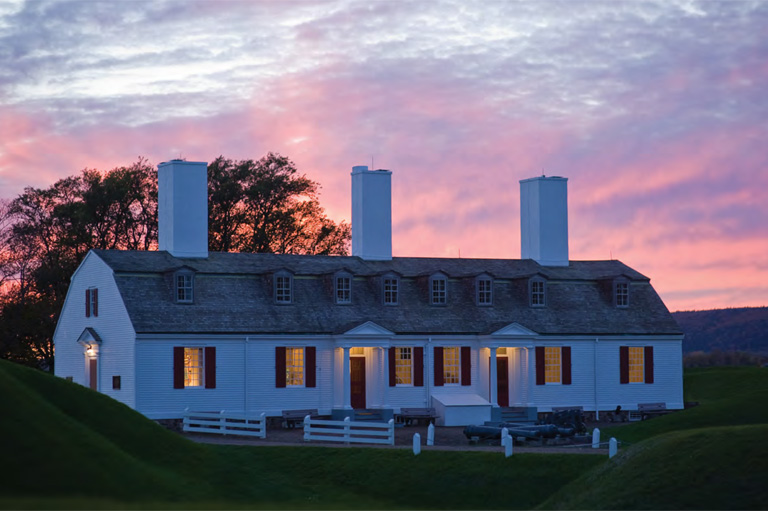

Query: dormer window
left=335, top=273, right=352, bottom=304
left=275, top=272, right=293, bottom=304
left=530, top=278, right=546, bottom=307
left=476, top=276, right=493, bottom=306
left=615, top=280, right=629, bottom=308
left=175, top=272, right=194, bottom=303
left=383, top=276, right=399, bottom=305
left=430, top=274, right=447, bottom=305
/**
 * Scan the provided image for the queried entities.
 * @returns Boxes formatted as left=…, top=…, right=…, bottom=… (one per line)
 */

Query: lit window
left=184, top=348, right=204, bottom=387
left=431, top=277, right=447, bottom=305
left=275, top=274, right=292, bottom=304
left=395, top=347, right=412, bottom=385
left=443, top=347, right=460, bottom=384
left=176, top=273, right=193, bottom=303
left=477, top=278, right=493, bottom=305
left=531, top=279, right=546, bottom=307
left=336, top=275, right=351, bottom=304
left=286, top=347, right=304, bottom=386
left=384, top=277, right=399, bottom=305
left=628, top=347, right=644, bottom=383
left=545, top=347, right=561, bottom=384
left=616, top=281, right=629, bottom=307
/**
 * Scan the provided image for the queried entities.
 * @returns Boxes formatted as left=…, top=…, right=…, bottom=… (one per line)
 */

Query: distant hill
left=673, top=307, right=768, bottom=354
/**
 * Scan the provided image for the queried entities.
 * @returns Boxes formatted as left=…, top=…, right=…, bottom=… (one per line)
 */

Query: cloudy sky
left=1, top=0, right=766, bottom=312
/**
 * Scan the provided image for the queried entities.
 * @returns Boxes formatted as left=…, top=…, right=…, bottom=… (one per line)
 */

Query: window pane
left=184, top=347, right=203, bottom=387
left=432, top=278, right=446, bottom=304
left=531, top=280, right=545, bottom=306
left=384, top=278, right=398, bottom=304
left=177, top=274, right=193, bottom=302
left=336, top=276, right=351, bottom=303
left=286, top=347, right=304, bottom=386
left=395, top=347, right=412, bottom=384
left=545, top=346, right=561, bottom=383
left=616, top=282, right=629, bottom=307
left=276, top=275, right=291, bottom=303
left=478, top=279, right=492, bottom=305
left=628, top=347, right=644, bottom=383
left=444, top=347, right=460, bottom=384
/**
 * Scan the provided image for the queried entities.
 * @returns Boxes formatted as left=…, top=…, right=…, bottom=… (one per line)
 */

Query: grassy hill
left=1, top=360, right=766, bottom=509
left=673, top=306, right=768, bottom=354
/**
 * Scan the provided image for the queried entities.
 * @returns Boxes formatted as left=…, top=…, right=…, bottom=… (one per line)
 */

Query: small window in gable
left=430, top=274, right=447, bottom=305
left=615, top=279, right=629, bottom=308
left=530, top=278, right=546, bottom=307
left=275, top=272, right=293, bottom=304
left=476, top=276, right=493, bottom=306
left=335, top=274, right=352, bottom=304
left=175, top=272, right=194, bottom=303
left=85, top=288, right=99, bottom=317
left=383, top=275, right=399, bottom=305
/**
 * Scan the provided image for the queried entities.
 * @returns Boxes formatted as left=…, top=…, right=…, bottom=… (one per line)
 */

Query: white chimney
left=351, top=165, right=392, bottom=260
left=520, top=176, right=569, bottom=266
left=158, top=160, right=208, bottom=259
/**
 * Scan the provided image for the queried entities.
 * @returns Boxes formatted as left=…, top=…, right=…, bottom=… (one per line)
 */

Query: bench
left=637, top=402, right=667, bottom=421
left=396, top=407, right=437, bottom=426
left=281, top=408, right=318, bottom=429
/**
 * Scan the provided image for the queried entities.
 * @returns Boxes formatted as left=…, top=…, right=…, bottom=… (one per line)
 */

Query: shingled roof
left=92, top=249, right=682, bottom=337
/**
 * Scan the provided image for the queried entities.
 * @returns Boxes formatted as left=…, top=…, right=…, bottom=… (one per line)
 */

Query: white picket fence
left=182, top=409, right=267, bottom=438
left=303, top=416, right=395, bottom=445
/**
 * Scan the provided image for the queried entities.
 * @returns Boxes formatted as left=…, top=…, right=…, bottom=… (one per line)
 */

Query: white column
left=383, top=347, right=391, bottom=408
left=526, top=347, right=536, bottom=407
left=342, top=346, right=352, bottom=410
left=489, top=347, right=498, bottom=407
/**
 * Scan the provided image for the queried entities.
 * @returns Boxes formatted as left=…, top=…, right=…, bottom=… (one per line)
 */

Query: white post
left=413, top=433, right=421, bottom=455
left=609, top=437, right=618, bottom=458
left=427, top=423, right=435, bottom=446
left=505, top=436, right=513, bottom=458
left=260, top=412, right=266, bottom=439
left=220, top=410, right=226, bottom=436
left=183, top=407, right=189, bottom=431
left=344, top=416, right=351, bottom=444
left=303, top=415, right=311, bottom=442
left=342, top=347, right=352, bottom=409
left=592, top=428, right=600, bottom=449
left=388, top=419, right=395, bottom=445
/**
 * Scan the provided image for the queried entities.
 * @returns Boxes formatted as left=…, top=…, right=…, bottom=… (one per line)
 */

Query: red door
left=350, top=357, right=366, bottom=409
left=89, top=358, right=98, bottom=391
left=497, top=357, right=509, bottom=407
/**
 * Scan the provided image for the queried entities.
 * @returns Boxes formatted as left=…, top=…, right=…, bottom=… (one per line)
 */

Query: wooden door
left=89, top=358, right=98, bottom=391
left=350, top=357, right=366, bottom=409
left=497, top=357, right=509, bottom=407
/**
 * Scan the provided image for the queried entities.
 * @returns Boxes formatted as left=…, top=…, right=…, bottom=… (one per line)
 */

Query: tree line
left=0, top=153, right=350, bottom=370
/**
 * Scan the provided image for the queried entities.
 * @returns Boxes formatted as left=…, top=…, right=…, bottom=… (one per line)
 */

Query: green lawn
left=2, top=360, right=766, bottom=509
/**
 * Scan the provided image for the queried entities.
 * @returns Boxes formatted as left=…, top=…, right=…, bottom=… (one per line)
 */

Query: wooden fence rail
left=303, top=416, right=395, bottom=445
left=182, top=409, right=267, bottom=438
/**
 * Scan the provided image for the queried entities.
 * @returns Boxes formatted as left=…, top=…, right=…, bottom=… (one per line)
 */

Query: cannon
left=463, top=422, right=575, bottom=442
left=540, top=408, right=586, bottom=434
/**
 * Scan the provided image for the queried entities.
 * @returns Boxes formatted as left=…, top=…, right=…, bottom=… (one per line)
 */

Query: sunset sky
left=1, top=0, right=766, bottom=312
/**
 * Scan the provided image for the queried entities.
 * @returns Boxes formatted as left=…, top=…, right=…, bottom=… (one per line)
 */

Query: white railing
left=182, top=409, right=267, bottom=438
left=303, top=416, right=395, bottom=446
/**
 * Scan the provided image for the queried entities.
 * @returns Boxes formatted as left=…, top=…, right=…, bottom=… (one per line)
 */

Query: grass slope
left=0, top=360, right=601, bottom=509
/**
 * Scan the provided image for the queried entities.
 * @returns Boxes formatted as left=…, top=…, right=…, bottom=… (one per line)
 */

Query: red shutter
left=461, top=346, right=471, bottom=386
left=535, top=347, right=545, bottom=385
left=388, top=347, right=396, bottom=387
left=93, top=288, right=98, bottom=317
left=85, top=289, right=91, bottom=317
left=434, top=347, right=444, bottom=386
left=204, top=347, right=216, bottom=389
left=275, top=347, right=286, bottom=388
left=620, top=346, right=629, bottom=384
left=644, top=346, right=654, bottom=384
left=414, top=347, right=424, bottom=387
left=305, top=347, right=316, bottom=388
left=562, top=346, right=572, bottom=385
left=173, top=347, right=184, bottom=389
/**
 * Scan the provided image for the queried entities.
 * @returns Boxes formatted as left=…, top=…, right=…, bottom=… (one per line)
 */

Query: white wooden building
left=53, top=161, right=684, bottom=425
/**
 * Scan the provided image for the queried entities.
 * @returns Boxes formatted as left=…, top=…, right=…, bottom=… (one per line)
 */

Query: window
left=530, top=279, right=546, bottom=307
left=275, top=273, right=292, bottom=304
left=184, top=347, right=204, bottom=387
left=619, top=346, right=654, bottom=384
left=544, top=347, right=561, bottom=384
left=335, top=275, right=351, bottom=304
left=286, top=347, right=304, bottom=386
left=431, top=276, right=447, bottom=305
left=384, top=277, right=399, bottom=305
left=615, top=281, right=629, bottom=307
left=395, top=347, right=412, bottom=385
left=173, top=346, right=216, bottom=389
left=112, top=375, right=121, bottom=390
left=85, top=288, right=98, bottom=317
left=477, top=277, right=493, bottom=305
left=443, top=347, right=460, bottom=384
left=628, top=347, right=644, bottom=383
left=176, top=273, right=193, bottom=303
